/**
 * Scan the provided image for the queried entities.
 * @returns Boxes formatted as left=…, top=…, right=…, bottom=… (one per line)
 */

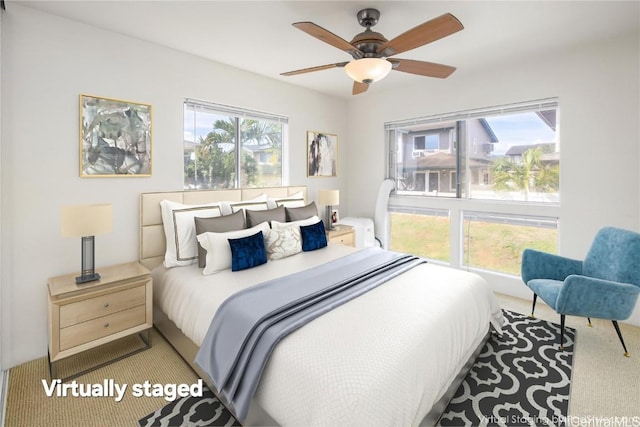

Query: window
left=386, top=98, right=559, bottom=276
left=425, top=134, right=439, bottom=150
left=413, top=134, right=439, bottom=153
left=463, top=213, right=558, bottom=275
left=183, top=99, right=287, bottom=189
left=390, top=209, right=450, bottom=262
left=389, top=99, right=559, bottom=203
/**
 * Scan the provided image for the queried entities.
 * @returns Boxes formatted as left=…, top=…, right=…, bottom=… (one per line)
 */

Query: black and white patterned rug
left=138, top=388, right=239, bottom=427
left=139, top=310, right=574, bottom=427
left=438, top=310, right=575, bottom=427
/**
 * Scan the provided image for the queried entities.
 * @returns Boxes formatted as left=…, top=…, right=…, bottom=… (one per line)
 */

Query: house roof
left=405, top=152, right=492, bottom=170
left=540, top=152, right=560, bottom=163
left=536, top=110, right=557, bottom=131
left=479, top=118, right=499, bottom=143
left=505, top=143, right=555, bottom=156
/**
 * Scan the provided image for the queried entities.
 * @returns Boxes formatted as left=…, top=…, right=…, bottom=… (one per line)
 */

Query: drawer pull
left=104, top=322, right=110, bottom=328
left=104, top=303, right=110, bottom=308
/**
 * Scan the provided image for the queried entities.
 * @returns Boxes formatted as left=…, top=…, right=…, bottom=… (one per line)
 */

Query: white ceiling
left=14, top=1, right=640, bottom=99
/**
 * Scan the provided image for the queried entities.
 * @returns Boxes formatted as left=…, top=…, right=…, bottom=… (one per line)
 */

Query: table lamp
left=61, top=204, right=113, bottom=284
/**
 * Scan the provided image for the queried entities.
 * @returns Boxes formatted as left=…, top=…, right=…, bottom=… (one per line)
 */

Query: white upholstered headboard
left=139, top=186, right=307, bottom=270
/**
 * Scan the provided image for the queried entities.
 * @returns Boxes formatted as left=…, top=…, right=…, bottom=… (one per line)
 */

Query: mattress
left=153, top=244, right=503, bottom=426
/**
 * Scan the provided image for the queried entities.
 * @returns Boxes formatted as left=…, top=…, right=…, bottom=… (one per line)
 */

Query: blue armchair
left=521, top=227, right=640, bottom=356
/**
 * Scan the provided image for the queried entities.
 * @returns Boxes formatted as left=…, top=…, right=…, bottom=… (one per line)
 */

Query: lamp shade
left=318, top=189, right=340, bottom=206
left=61, top=204, right=113, bottom=237
left=344, top=58, right=392, bottom=84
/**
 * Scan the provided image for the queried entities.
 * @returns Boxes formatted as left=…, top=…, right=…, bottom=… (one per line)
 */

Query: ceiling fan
left=281, top=8, right=464, bottom=95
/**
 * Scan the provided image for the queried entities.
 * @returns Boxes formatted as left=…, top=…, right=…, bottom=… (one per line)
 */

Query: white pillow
left=266, top=191, right=305, bottom=209
left=265, top=227, right=302, bottom=260
left=271, top=215, right=321, bottom=230
left=160, top=200, right=223, bottom=268
left=197, top=222, right=270, bottom=275
left=223, top=193, right=269, bottom=214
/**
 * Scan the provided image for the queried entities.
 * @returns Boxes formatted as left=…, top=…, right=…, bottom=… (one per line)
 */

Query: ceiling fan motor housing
left=351, top=9, right=387, bottom=58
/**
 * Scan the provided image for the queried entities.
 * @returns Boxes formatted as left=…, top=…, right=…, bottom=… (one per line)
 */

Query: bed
left=139, top=186, right=503, bottom=426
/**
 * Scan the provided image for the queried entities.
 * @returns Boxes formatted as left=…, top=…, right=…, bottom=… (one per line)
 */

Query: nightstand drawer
left=59, top=305, right=146, bottom=351
left=59, top=282, right=147, bottom=328
left=329, top=232, right=354, bottom=246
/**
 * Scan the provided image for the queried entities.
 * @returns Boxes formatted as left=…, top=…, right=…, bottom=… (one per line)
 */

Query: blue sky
left=485, top=112, right=556, bottom=155
left=184, top=108, right=229, bottom=143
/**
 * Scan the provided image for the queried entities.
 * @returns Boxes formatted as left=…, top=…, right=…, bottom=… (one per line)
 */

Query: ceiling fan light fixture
left=344, top=58, right=392, bottom=84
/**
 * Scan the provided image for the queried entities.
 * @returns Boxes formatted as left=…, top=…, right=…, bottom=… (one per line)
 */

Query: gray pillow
left=246, top=205, right=286, bottom=228
left=194, top=210, right=246, bottom=268
left=286, top=202, right=318, bottom=222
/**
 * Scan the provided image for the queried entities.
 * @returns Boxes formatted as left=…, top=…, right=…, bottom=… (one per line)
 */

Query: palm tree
left=189, top=117, right=282, bottom=188
left=239, top=119, right=282, bottom=187
left=490, top=147, right=551, bottom=201
left=196, top=118, right=236, bottom=188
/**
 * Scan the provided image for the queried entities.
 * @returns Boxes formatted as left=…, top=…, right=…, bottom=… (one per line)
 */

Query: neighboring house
left=504, top=142, right=556, bottom=164
left=397, top=118, right=498, bottom=194
left=244, top=141, right=279, bottom=166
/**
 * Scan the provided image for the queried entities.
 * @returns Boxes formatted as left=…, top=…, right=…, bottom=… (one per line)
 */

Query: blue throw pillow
left=228, top=231, right=267, bottom=271
left=300, top=220, right=328, bottom=252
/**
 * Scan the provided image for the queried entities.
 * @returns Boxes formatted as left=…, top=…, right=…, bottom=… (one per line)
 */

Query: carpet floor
left=4, top=329, right=199, bottom=427
left=139, top=310, right=574, bottom=426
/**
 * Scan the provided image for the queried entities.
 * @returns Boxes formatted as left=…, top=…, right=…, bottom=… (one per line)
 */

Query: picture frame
left=307, top=131, right=337, bottom=177
left=80, top=94, right=152, bottom=177
left=331, top=209, right=340, bottom=224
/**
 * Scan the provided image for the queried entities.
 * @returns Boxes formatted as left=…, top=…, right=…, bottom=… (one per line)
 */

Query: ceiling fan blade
left=293, top=22, right=362, bottom=57
left=391, top=58, right=456, bottom=78
left=281, top=62, right=348, bottom=77
left=353, top=81, right=369, bottom=95
left=378, top=13, right=463, bottom=57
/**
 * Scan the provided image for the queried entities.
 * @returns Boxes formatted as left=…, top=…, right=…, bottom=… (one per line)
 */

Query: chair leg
left=560, top=314, right=565, bottom=350
left=559, top=314, right=565, bottom=350
left=588, top=317, right=592, bottom=327
left=612, top=321, right=630, bottom=357
left=530, top=294, right=537, bottom=318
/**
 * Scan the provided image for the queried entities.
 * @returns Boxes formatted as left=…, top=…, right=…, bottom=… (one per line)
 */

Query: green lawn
left=390, top=212, right=557, bottom=276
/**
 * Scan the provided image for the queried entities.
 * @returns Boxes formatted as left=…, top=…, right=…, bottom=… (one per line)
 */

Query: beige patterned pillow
left=265, top=226, right=302, bottom=260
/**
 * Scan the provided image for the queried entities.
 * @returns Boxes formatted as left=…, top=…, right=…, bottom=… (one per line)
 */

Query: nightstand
left=326, top=225, right=355, bottom=247
left=47, top=261, right=153, bottom=381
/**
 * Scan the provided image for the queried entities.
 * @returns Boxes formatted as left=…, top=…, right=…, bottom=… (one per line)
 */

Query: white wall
left=0, top=5, right=348, bottom=368
left=345, top=31, right=640, bottom=325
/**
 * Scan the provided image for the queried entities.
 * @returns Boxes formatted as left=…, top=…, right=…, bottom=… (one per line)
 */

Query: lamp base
left=75, top=273, right=101, bottom=284
left=325, top=205, right=335, bottom=231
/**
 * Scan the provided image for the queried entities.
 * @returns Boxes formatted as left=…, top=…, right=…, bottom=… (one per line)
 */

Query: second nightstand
left=326, top=225, right=355, bottom=247
left=47, top=261, right=153, bottom=381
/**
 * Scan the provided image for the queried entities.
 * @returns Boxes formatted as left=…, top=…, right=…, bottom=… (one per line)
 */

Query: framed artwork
left=307, top=131, right=337, bottom=177
left=331, top=209, right=340, bottom=224
left=80, top=94, right=152, bottom=177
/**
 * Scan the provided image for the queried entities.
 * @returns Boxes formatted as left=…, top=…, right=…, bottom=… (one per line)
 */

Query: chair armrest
left=521, top=249, right=583, bottom=283
left=556, top=275, right=640, bottom=320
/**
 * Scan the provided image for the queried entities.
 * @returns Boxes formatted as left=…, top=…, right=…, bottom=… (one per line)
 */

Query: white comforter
left=153, top=245, right=503, bottom=427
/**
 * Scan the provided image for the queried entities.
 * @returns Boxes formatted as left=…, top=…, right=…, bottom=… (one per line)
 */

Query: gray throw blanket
left=195, top=247, right=425, bottom=421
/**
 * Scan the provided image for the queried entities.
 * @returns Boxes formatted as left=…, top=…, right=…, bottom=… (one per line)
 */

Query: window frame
left=183, top=99, right=288, bottom=190
left=385, top=98, right=560, bottom=277
left=386, top=98, right=559, bottom=204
